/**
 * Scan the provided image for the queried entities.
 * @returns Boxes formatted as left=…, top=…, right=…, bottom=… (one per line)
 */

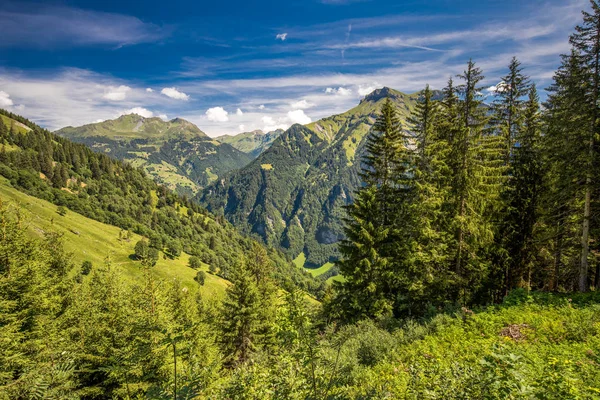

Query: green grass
left=293, top=252, right=306, bottom=268
left=0, top=180, right=229, bottom=297
left=306, top=261, right=334, bottom=277
left=326, top=274, right=345, bottom=284
left=1, top=115, right=30, bottom=134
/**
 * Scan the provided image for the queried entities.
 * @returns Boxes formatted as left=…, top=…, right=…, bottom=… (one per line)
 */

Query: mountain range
left=56, top=114, right=252, bottom=197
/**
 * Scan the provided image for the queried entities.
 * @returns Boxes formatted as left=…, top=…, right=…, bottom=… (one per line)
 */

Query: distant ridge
left=56, top=114, right=252, bottom=196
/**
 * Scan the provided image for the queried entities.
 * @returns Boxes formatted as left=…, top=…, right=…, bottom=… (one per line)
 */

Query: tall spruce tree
left=502, top=84, right=543, bottom=291
left=450, top=60, right=503, bottom=303
left=491, top=58, right=534, bottom=296
left=404, top=85, right=453, bottom=311
left=544, top=51, right=593, bottom=291
left=568, top=0, right=600, bottom=291
left=334, top=99, right=411, bottom=320
left=219, top=259, right=262, bottom=365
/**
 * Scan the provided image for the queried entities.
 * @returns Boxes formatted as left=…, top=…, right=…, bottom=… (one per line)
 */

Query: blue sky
left=0, top=0, right=588, bottom=136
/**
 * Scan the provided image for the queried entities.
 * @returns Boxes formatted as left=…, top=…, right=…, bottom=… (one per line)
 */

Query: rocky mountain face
left=200, top=87, right=425, bottom=266
left=216, top=129, right=284, bottom=158
left=56, top=114, right=252, bottom=197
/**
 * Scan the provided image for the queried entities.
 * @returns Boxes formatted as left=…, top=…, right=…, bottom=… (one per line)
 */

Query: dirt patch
left=499, top=324, right=531, bottom=342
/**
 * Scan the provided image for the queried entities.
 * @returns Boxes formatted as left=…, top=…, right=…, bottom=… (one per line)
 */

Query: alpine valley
left=54, top=88, right=426, bottom=275
left=200, top=88, right=435, bottom=271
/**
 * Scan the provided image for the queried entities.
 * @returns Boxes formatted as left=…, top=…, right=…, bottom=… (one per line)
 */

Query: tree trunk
left=554, top=222, right=563, bottom=292
left=580, top=182, right=591, bottom=292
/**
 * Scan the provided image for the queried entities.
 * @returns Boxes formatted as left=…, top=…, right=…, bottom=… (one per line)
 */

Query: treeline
left=331, top=4, right=600, bottom=320
left=0, top=110, right=324, bottom=297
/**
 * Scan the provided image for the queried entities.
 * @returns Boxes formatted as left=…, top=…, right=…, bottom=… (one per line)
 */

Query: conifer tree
left=334, top=99, right=411, bottom=320
left=568, top=0, right=600, bottom=291
left=502, top=85, right=543, bottom=291
left=403, top=85, right=452, bottom=311
left=220, top=259, right=262, bottom=366
left=492, top=57, right=531, bottom=165
left=543, top=51, right=592, bottom=291
left=450, top=60, right=503, bottom=303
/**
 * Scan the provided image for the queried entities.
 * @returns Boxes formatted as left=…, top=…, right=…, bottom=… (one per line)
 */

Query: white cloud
left=146, top=88, right=153, bottom=92
left=276, top=33, right=288, bottom=41
left=291, top=99, right=314, bottom=109
left=259, top=104, right=265, bottom=110
left=205, top=107, right=229, bottom=122
left=486, top=81, right=508, bottom=93
left=158, top=114, right=168, bottom=120
left=262, top=116, right=288, bottom=131
left=287, top=109, right=312, bottom=125
left=236, top=108, right=243, bottom=116
left=95, top=118, right=104, bottom=123
left=325, top=87, right=352, bottom=96
left=0, top=91, right=14, bottom=107
left=103, top=85, right=131, bottom=101
left=358, top=83, right=381, bottom=96
left=239, top=124, right=245, bottom=131
left=120, top=107, right=154, bottom=118
left=161, top=87, right=190, bottom=100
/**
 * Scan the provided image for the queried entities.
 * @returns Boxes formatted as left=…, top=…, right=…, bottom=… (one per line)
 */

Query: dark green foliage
left=188, top=256, right=202, bottom=269
left=194, top=270, right=206, bottom=285
left=56, top=205, right=67, bottom=216
left=81, top=260, right=92, bottom=275
left=333, top=99, right=413, bottom=321
left=165, top=239, right=182, bottom=259
left=134, top=239, right=150, bottom=260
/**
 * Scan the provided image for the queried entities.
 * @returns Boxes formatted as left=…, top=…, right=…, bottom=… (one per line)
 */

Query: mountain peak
left=359, top=87, right=402, bottom=104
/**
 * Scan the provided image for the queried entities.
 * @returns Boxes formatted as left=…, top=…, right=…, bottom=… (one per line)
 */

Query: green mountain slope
left=200, top=88, right=427, bottom=268
left=0, top=109, right=323, bottom=297
left=0, top=179, right=229, bottom=297
left=56, top=114, right=253, bottom=197
left=216, top=129, right=284, bottom=158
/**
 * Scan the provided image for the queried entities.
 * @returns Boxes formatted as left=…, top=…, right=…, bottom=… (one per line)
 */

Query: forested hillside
left=56, top=115, right=252, bottom=197
left=201, top=88, right=424, bottom=270
left=0, top=110, right=322, bottom=296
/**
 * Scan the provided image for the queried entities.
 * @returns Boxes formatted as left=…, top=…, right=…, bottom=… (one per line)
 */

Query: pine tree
left=334, top=186, right=395, bottom=321
left=450, top=60, right=503, bottom=303
left=543, top=51, right=592, bottom=291
left=361, top=98, right=410, bottom=226
left=334, top=98, right=411, bottom=320
left=491, top=58, right=533, bottom=296
left=502, top=85, right=543, bottom=291
left=492, top=57, right=531, bottom=166
left=220, top=259, right=262, bottom=366
left=568, top=0, right=600, bottom=291
left=403, top=85, right=452, bottom=312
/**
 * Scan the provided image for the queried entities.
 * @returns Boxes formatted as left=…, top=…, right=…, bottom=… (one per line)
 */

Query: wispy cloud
left=0, top=3, right=169, bottom=48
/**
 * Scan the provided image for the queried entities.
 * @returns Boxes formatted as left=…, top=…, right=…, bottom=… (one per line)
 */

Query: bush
left=188, top=256, right=202, bottom=269
left=194, top=270, right=206, bottom=286
left=57, top=206, right=67, bottom=216
left=81, top=260, right=92, bottom=275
